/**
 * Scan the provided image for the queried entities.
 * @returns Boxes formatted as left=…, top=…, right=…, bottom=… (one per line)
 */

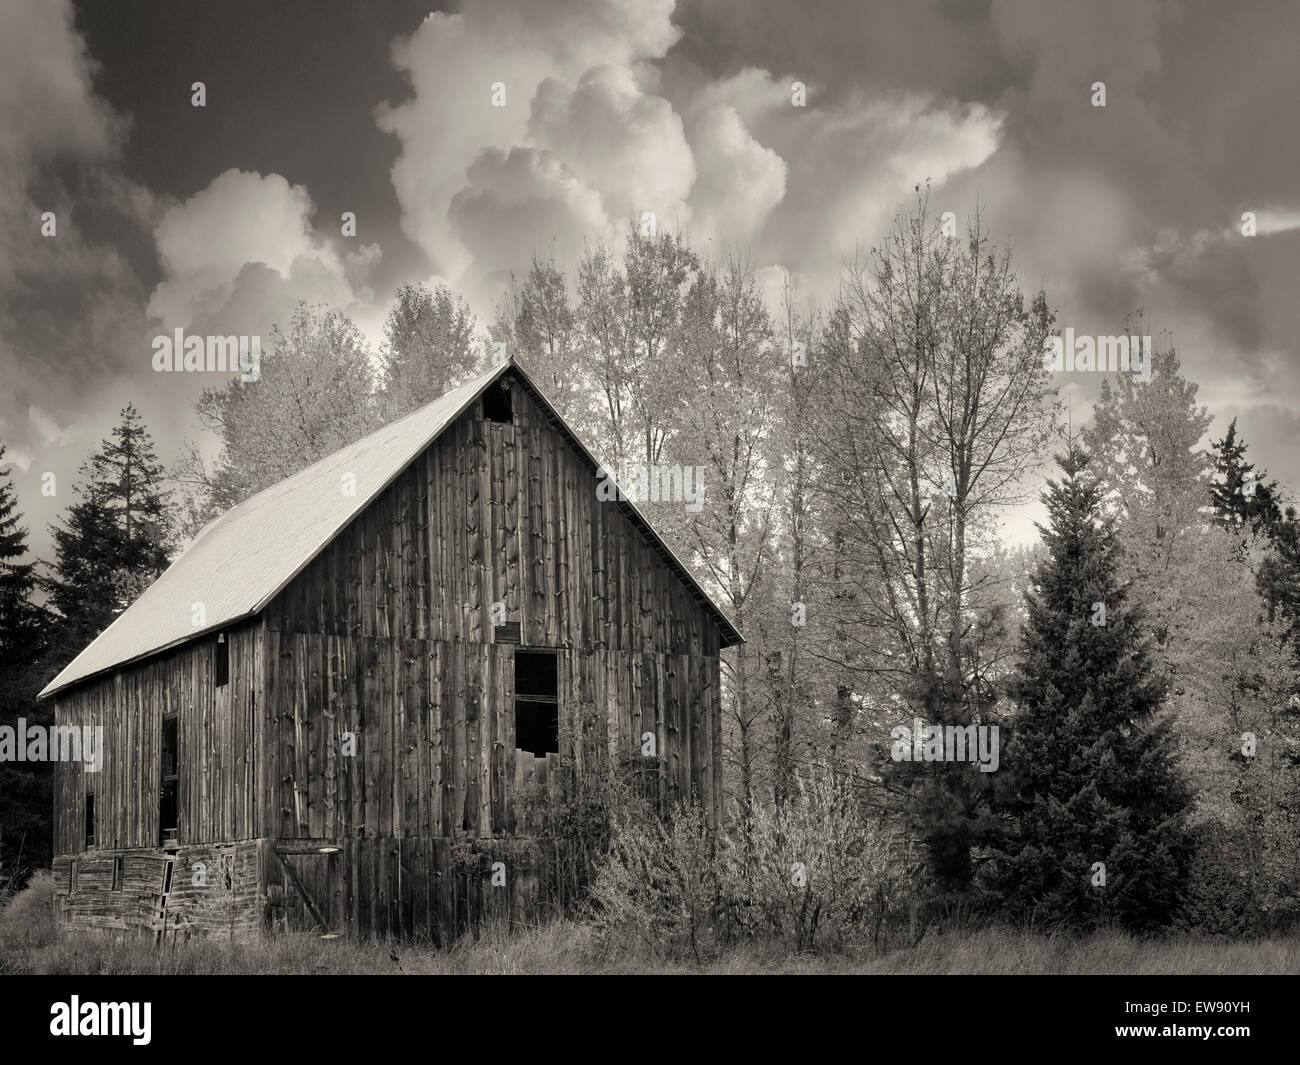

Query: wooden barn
left=39, top=359, right=741, bottom=942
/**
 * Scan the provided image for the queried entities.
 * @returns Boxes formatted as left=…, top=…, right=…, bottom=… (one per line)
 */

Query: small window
left=112, top=857, right=123, bottom=891
left=495, top=620, right=521, bottom=644
left=160, top=716, right=178, bottom=844
left=214, top=632, right=229, bottom=687
left=483, top=381, right=512, bottom=423
left=515, top=650, right=559, bottom=756
left=84, top=793, right=95, bottom=847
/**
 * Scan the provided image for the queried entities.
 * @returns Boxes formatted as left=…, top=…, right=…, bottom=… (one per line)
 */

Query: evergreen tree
left=1204, top=420, right=1300, bottom=663
left=43, top=406, right=172, bottom=662
left=990, top=440, right=1193, bottom=932
left=1208, top=418, right=1281, bottom=533
left=0, top=443, right=52, bottom=877
left=0, top=443, right=45, bottom=673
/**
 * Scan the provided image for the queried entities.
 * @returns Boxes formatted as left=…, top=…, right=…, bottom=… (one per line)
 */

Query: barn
left=39, top=359, right=741, bottom=942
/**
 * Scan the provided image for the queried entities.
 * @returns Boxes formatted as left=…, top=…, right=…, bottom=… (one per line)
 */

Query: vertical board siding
left=51, top=621, right=262, bottom=856
left=52, top=372, right=729, bottom=939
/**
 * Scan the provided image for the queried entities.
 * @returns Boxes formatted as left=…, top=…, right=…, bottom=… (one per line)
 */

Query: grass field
left=3, top=872, right=1295, bottom=975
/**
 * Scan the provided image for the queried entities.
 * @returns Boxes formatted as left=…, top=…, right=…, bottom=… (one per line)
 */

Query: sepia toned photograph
left=0, top=0, right=1296, bottom=1043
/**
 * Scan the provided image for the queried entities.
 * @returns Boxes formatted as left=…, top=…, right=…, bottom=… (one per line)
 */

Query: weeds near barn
left=4, top=872, right=1297, bottom=975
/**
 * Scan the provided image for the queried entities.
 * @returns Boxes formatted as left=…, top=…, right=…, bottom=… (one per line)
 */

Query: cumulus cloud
left=683, top=102, right=786, bottom=244
left=146, top=169, right=380, bottom=342
left=449, top=147, right=607, bottom=288
left=376, top=0, right=681, bottom=279
left=376, top=0, right=1006, bottom=311
left=528, top=65, right=696, bottom=225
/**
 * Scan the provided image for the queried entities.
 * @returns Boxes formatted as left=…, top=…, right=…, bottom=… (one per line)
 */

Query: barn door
left=272, top=847, right=339, bottom=936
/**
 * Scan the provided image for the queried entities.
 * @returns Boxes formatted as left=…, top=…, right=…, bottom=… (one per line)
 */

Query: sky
left=2, top=0, right=1299, bottom=565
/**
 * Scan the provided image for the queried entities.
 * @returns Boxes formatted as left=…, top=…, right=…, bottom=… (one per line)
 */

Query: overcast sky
left=2, top=0, right=1299, bottom=562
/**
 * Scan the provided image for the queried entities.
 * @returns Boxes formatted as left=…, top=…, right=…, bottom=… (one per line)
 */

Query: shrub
left=587, top=797, right=719, bottom=962
left=0, top=869, right=57, bottom=962
left=719, top=773, right=905, bottom=951
left=587, top=771, right=906, bottom=960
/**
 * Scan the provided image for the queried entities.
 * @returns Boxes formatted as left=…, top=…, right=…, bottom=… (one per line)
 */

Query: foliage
left=990, top=440, right=1194, bottom=932
left=588, top=772, right=906, bottom=960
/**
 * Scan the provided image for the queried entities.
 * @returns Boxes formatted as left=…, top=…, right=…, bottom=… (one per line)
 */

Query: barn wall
left=47, top=371, right=728, bottom=941
left=262, top=377, right=726, bottom=842
left=51, top=620, right=264, bottom=856
left=265, top=377, right=721, bottom=656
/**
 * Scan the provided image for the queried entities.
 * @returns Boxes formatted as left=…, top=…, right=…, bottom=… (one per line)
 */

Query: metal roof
left=40, top=360, right=741, bottom=699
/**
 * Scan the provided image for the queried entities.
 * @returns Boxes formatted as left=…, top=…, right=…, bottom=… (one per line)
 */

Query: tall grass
left=3, top=873, right=1296, bottom=974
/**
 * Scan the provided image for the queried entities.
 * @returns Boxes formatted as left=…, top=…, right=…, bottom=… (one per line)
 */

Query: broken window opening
left=160, top=715, right=178, bottom=845
left=514, top=650, right=559, bottom=756
left=214, top=632, right=229, bottom=687
left=483, top=381, right=513, bottom=423
left=84, top=793, right=95, bottom=848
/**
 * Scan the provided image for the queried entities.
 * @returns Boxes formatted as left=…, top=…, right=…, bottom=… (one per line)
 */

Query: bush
left=587, top=772, right=907, bottom=960
left=719, top=774, right=905, bottom=952
left=587, top=797, right=719, bottom=962
left=0, top=869, right=57, bottom=965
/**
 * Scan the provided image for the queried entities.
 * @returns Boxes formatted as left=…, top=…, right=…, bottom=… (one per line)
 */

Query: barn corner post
left=42, top=362, right=739, bottom=945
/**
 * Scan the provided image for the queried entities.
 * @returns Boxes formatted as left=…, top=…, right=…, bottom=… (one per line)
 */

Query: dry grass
left=3, top=874, right=1294, bottom=975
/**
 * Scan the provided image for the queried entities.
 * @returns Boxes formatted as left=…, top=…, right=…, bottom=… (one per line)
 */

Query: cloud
left=376, top=0, right=682, bottom=279
left=528, top=64, right=696, bottom=225
left=146, top=169, right=380, bottom=342
left=376, top=0, right=1004, bottom=310
left=448, top=147, right=607, bottom=290
left=29, top=405, right=75, bottom=447
left=684, top=102, right=786, bottom=245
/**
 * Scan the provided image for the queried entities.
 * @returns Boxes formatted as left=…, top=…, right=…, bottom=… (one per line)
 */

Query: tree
left=0, top=443, right=51, bottom=877
left=814, top=195, right=1057, bottom=895
left=1208, top=418, right=1281, bottom=534
left=678, top=255, right=779, bottom=811
left=0, top=444, right=46, bottom=674
left=493, top=256, right=584, bottom=420
left=44, top=406, right=172, bottom=662
left=574, top=226, right=703, bottom=472
left=381, top=282, right=479, bottom=419
left=991, top=440, right=1193, bottom=932
left=173, top=302, right=381, bottom=529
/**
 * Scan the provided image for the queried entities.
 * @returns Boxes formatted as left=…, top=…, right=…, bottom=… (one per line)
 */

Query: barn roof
left=40, top=360, right=742, bottom=699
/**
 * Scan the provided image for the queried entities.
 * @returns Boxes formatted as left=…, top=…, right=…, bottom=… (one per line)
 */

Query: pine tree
left=990, top=440, right=1193, bottom=932
left=0, top=443, right=45, bottom=673
left=0, top=443, right=52, bottom=877
left=1208, top=418, right=1281, bottom=533
left=43, top=406, right=172, bottom=662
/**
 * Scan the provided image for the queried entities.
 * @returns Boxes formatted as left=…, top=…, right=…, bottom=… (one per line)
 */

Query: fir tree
left=43, top=406, right=172, bottom=662
left=0, top=443, right=52, bottom=876
left=1208, top=418, right=1281, bottom=534
left=990, top=440, right=1193, bottom=932
left=0, top=443, right=45, bottom=673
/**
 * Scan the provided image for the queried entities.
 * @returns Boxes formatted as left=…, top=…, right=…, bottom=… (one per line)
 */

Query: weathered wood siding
left=262, top=376, right=725, bottom=840
left=49, top=369, right=728, bottom=940
left=51, top=621, right=263, bottom=855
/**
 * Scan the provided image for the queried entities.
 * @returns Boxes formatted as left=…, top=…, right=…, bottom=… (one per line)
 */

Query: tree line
left=3, top=195, right=1298, bottom=934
